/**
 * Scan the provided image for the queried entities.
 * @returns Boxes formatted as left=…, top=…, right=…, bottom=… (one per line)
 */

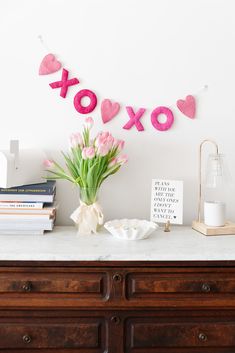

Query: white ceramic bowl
left=104, top=219, right=158, bottom=240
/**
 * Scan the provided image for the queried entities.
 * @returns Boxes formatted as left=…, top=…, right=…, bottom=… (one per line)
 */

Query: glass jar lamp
left=192, top=139, right=232, bottom=235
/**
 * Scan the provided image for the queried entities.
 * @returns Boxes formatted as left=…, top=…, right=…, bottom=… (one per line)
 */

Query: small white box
left=0, top=140, right=46, bottom=188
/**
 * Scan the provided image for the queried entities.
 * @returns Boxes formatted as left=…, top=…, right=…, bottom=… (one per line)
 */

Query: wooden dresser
left=1, top=226, right=235, bottom=352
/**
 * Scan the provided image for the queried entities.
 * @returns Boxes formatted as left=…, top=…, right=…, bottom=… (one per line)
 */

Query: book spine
left=0, top=182, right=56, bottom=195
left=0, top=230, right=45, bottom=235
left=0, top=214, right=51, bottom=219
left=0, top=188, right=55, bottom=195
left=0, top=202, right=43, bottom=209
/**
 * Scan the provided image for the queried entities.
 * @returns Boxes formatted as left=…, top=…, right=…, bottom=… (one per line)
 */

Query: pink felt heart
left=39, top=53, right=61, bottom=75
left=176, top=95, right=196, bottom=119
left=101, top=99, right=120, bottom=123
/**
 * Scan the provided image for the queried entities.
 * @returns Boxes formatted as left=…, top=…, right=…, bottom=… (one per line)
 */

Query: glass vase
left=70, top=187, right=104, bottom=235
left=80, top=187, right=99, bottom=205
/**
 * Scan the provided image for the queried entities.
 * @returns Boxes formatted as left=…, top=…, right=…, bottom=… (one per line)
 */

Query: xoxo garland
left=39, top=52, right=198, bottom=132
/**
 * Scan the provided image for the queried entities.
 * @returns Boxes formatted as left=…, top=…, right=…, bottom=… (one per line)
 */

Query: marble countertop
left=0, top=226, right=235, bottom=261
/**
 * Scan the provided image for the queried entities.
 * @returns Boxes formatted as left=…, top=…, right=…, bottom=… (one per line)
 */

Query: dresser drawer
left=0, top=317, right=106, bottom=351
left=0, top=271, right=106, bottom=295
left=126, top=316, right=235, bottom=352
left=0, top=268, right=109, bottom=307
left=126, top=270, right=235, bottom=298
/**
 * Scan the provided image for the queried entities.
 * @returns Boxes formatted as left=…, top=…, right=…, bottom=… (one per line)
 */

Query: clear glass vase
left=70, top=187, right=104, bottom=235
left=80, top=187, right=99, bottom=205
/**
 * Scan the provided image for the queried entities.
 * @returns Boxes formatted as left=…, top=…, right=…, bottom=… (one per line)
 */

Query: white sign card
left=150, top=179, right=183, bottom=225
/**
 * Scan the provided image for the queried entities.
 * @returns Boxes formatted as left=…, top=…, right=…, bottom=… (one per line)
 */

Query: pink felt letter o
left=151, top=106, right=174, bottom=131
left=74, top=89, right=97, bottom=114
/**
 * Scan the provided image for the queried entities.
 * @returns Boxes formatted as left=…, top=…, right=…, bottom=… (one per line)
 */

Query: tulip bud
left=84, top=117, right=94, bottom=129
left=69, top=132, right=83, bottom=148
left=117, top=154, right=128, bottom=165
left=43, top=159, right=54, bottom=168
left=108, top=158, right=117, bottom=167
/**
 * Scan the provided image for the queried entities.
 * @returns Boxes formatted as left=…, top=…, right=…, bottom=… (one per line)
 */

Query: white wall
left=0, top=0, right=235, bottom=225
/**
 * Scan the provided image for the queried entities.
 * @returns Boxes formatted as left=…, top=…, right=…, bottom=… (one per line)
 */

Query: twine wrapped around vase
left=70, top=200, right=104, bottom=235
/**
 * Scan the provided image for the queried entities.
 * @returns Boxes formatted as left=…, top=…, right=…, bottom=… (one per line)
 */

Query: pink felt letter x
left=49, top=68, right=79, bottom=98
left=123, top=106, right=146, bottom=131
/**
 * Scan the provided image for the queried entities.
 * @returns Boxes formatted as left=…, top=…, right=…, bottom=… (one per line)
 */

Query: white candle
left=204, top=201, right=226, bottom=227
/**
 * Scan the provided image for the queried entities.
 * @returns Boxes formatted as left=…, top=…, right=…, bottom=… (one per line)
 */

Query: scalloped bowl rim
left=104, top=219, right=159, bottom=240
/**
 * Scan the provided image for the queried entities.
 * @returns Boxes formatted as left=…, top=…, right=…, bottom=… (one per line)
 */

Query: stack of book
left=0, top=181, right=56, bottom=235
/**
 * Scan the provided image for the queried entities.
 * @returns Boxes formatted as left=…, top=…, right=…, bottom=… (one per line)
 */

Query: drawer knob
left=22, top=282, right=32, bottom=292
left=111, top=316, right=121, bottom=325
left=198, top=332, right=207, bottom=341
left=22, top=335, right=32, bottom=344
left=112, top=273, right=122, bottom=282
left=201, top=283, right=211, bottom=292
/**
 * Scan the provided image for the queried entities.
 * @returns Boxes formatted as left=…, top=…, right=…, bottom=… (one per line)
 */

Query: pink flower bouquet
left=45, top=117, right=127, bottom=234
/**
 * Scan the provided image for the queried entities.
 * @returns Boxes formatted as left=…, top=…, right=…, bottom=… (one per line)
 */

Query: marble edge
left=0, top=255, right=235, bottom=261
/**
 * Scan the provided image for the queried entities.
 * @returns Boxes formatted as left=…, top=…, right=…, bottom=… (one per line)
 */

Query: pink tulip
left=95, top=132, right=113, bottom=148
left=108, top=158, right=117, bottom=167
left=112, top=138, right=119, bottom=148
left=97, top=144, right=110, bottom=157
left=84, top=117, right=94, bottom=129
left=102, top=131, right=110, bottom=139
left=70, top=132, right=83, bottom=148
left=115, top=139, right=125, bottom=151
left=95, top=133, right=105, bottom=147
left=43, top=159, right=54, bottom=168
left=81, top=148, right=87, bottom=160
left=112, top=139, right=125, bottom=152
left=85, top=146, right=95, bottom=159
left=117, top=154, right=128, bottom=165
left=118, top=140, right=125, bottom=150
left=75, top=132, right=83, bottom=144
left=95, top=132, right=114, bottom=159
left=106, top=134, right=114, bottom=148
left=82, top=147, right=95, bottom=160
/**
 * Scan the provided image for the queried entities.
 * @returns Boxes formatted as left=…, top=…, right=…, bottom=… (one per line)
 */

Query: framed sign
left=150, top=179, right=183, bottom=224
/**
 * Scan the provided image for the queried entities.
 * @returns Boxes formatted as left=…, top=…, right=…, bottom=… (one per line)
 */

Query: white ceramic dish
left=104, top=219, right=158, bottom=240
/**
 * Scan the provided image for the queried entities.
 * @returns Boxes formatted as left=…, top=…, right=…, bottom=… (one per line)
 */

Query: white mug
left=204, top=201, right=226, bottom=227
